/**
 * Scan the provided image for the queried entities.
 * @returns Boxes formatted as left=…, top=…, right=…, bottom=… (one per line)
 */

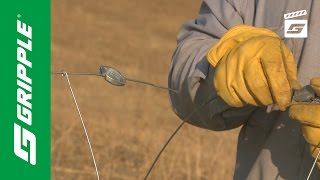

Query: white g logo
left=14, top=123, right=36, bottom=165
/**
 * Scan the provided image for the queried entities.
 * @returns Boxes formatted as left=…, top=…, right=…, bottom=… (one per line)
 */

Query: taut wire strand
left=52, top=71, right=102, bottom=77
left=62, top=71, right=100, bottom=180
left=307, top=141, right=320, bottom=180
left=52, top=69, right=179, bottom=93
left=52, top=69, right=320, bottom=179
left=125, top=77, right=179, bottom=93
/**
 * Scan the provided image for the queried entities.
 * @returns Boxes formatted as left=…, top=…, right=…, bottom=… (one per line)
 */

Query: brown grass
left=51, top=0, right=240, bottom=179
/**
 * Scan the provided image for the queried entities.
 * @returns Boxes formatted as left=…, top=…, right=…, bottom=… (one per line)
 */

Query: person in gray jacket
left=168, top=0, right=320, bottom=179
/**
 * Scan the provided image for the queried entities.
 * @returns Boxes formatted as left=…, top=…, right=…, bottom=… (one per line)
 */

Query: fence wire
left=52, top=66, right=320, bottom=180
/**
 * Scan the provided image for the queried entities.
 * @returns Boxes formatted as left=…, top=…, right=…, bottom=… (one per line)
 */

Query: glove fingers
left=208, top=25, right=300, bottom=109
left=309, top=145, right=320, bottom=163
left=243, top=57, right=273, bottom=106
left=213, top=53, right=245, bottom=107
left=290, top=103, right=320, bottom=169
left=310, top=77, right=320, bottom=96
left=259, top=37, right=292, bottom=110
left=208, top=25, right=279, bottom=67
left=309, top=145, right=320, bottom=169
left=289, top=104, right=320, bottom=127
left=226, top=39, right=273, bottom=107
left=214, top=39, right=274, bottom=107
left=303, top=126, right=320, bottom=146
left=280, top=41, right=301, bottom=90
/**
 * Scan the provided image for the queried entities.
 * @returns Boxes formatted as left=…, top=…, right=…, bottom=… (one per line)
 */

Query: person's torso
left=228, top=0, right=320, bottom=179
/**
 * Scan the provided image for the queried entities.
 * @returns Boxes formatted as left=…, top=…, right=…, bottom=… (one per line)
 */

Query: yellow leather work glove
left=207, top=25, right=301, bottom=110
left=289, top=77, right=320, bottom=168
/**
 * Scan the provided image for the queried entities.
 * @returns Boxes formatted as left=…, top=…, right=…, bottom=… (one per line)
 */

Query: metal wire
left=307, top=141, right=320, bottom=180
left=53, top=69, right=214, bottom=180
left=144, top=97, right=216, bottom=180
left=54, top=68, right=320, bottom=179
left=62, top=71, right=100, bottom=180
left=126, top=77, right=179, bottom=93
left=52, top=70, right=179, bottom=93
left=52, top=71, right=102, bottom=77
left=52, top=68, right=180, bottom=180
left=144, top=121, right=185, bottom=180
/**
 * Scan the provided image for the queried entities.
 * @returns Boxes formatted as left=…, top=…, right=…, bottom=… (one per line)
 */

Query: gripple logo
left=284, top=10, right=308, bottom=38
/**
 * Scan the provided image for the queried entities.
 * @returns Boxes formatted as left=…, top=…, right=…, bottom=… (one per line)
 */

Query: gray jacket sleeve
left=168, top=0, right=256, bottom=131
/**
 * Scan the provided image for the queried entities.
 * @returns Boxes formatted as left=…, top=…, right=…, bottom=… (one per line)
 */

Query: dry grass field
left=51, top=0, right=240, bottom=179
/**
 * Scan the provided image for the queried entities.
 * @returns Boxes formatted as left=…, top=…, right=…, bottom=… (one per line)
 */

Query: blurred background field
left=51, top=0, right=240, bottom=179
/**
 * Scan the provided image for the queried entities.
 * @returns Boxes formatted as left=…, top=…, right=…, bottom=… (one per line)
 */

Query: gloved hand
left=207, top=25, right=301, bottom=110
left=289, top=77, right=320, bottom=167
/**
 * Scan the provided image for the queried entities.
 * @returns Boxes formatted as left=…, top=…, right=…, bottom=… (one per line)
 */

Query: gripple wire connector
left=99, top=66, right=127, bottom=86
